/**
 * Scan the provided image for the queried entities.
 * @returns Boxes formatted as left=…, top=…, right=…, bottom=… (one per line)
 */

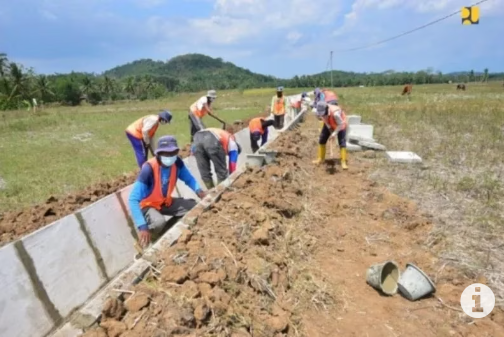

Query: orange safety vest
left=322, top=90, right=338, bottom=103
left=139, top=158, right=178, bottom=210
left=273, top=97, right=285, bottom=115
left=207, top=128, right=235, bottom=154
left=325, top=105, right=347, bottom=131
left=190, top=98, right=210, bottom=118
left=126, top=116, right=159, bottom=140
left=249, top=117, right=264, bottom=135
left=292, top=100, right=301, bottom=109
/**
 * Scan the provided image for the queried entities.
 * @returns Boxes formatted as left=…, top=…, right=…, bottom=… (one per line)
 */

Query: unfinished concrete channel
left=0, top=93, right=307, bottom=337
left=3, top=92, right=504, bottom=337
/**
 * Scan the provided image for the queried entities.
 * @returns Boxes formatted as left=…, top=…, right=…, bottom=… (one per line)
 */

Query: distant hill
left=103, top=54, right=282, bottom=91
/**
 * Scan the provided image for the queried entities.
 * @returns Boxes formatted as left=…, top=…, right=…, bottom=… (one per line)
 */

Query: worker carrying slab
left=291, top=92, right=311, bottom=115
left=249, top=117, right=275, bottom=153
left=129, top=135, right=206, bottom=247
left=125, top=111, right=172, bottom=168
left=313, top=101, right=348, bottom=170
left=193, top=127, right=242, bottom=190
left=189, top=89, right=226, bottom=143
left=271, top=86, right=287, bottom=129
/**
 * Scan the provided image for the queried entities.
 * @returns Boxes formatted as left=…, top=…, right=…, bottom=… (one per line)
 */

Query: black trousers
left=189, top=112, right=206, bottom=142
left=273, top=114, right=284, bottom=129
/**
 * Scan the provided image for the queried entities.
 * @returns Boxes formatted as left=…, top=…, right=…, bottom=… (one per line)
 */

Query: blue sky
left=1, top=0, right=503, bottom=78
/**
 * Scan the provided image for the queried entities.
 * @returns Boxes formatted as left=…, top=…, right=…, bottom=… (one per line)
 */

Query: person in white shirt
left=188, top=90, right=220, bottom=142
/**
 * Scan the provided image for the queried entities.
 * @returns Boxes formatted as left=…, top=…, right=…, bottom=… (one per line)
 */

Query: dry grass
left=338, top=82, right=504, bottom=303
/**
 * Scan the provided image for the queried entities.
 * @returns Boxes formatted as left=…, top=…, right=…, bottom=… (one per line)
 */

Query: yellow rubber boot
left=312, top=144, right=326, bottom=165
left=340, top=147, right=348, bottom=170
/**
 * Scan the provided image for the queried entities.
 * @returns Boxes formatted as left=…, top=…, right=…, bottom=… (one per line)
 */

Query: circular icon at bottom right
left=460, top=283, right=495, bottom=318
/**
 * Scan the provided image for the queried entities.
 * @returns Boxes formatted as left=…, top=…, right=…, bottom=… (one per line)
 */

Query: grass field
left=0, top=88, right=304, bottom=212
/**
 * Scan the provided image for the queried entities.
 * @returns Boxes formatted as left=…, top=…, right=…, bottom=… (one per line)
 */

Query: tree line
left=1, top=53, right=503, bottom=111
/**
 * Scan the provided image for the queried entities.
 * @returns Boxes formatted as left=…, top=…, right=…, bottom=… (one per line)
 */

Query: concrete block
left=347, top=115, right=362, bottom=125
left=348, top=134, right=375, bottom=143
left=118, top=184, right=134, bottom=216
left=358, top=141, right=386, bottom=151
left=348, top=124, right=374, bottom=140
left=245, top=154, right=266, bottom=167
left=51, top=323, right=82, bottom=337
left=79, top=194, right=137, bottom=278
left=386, top=151, right=422, bottom=163
left=347, top=143, right=363, bottom=152
left=0, top=243, right=54, bottom=337
left=22, top=215, right=104, bottom=318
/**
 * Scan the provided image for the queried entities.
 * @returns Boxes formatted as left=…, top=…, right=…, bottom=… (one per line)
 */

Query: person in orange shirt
left=270, top=86, right=287, bottom=129
left=312, top=101, right=348, bottom=170
left=192, top=127, right=242, bottom=189
left=125, top=111, right=172, bottom=167
left=248, top=117, right=275, bottom=153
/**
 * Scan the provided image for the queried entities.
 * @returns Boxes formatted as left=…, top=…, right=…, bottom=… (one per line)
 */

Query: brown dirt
left=80, top=115, right=504, bottom=337
left=0, top=111, right=269, bottom=247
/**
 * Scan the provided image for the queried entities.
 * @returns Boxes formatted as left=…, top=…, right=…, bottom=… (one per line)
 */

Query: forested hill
left=103, top=54, right=280, bottom=91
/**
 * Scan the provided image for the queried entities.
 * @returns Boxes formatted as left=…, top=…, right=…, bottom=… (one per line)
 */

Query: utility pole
left=330, top=51, right=333, bottom=88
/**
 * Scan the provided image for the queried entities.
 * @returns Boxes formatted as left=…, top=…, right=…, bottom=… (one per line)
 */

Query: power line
left=333, top=0, right=491, bottom=53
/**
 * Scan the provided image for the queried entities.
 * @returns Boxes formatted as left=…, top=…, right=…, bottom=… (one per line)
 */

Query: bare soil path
left=81, top=115, right=504, bottom=337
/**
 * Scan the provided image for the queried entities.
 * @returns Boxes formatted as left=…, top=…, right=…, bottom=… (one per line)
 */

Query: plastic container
left=366, top=261, right=400, bottom=296
left=398, top=263, right=436, bottom=301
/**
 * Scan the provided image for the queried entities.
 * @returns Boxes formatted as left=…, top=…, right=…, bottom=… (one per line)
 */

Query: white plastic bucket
left=398, top=263, right=436, bottom=301
left=366, top=261, right=400, bottom=296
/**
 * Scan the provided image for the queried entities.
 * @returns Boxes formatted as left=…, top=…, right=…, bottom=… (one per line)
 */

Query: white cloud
left=287, top=31, right=302, bottom=43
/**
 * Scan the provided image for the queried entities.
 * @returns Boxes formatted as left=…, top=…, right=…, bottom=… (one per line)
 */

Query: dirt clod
left=124, top=293, right=150, bottom=313
left=161, top=265, right=189, bottom=284
left=100, top=320, right=126, bottom=337
left=102, top=298, right=124, bottom=319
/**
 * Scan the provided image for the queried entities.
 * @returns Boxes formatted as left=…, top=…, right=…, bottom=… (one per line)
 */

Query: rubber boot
left=204, top=180, right=215, bottom=190
left=312, top=144, right=326, bottom=165
left=340, top=147, right=348, bottom=170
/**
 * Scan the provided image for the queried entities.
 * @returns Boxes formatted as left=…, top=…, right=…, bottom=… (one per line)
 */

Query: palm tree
left=7, top=62, right=28, bottom=101
left=483, top=68, right=489, bottom=82
left=124, top=77, right=136, bottom=98
left=80, top=77, right=94, bottom=96
left=33, top=75, right=55, bottom=101
left=102, top=75, right=115, bottom=98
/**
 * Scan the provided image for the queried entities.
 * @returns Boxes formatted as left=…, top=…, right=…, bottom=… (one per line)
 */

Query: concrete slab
left=79, top=194, right=137, bottom=278
left=348, top=124, right=374, bottom=140
left=0, top=243, right=54, bottom=337
left=347, top=143, right=363, bottom=152
left=118, top=184, right=134, bottom=216
left=358, top=140, right=386, bottom=151
left=51, top=323, right=82, bottom=337
left=386, top=151, right=422, bottom=163
left=348, top=134, right=375, bottom=143
left=22, top=215, right=104, bottom=318
left=245, top=154, right=266, bottom=167
left=347, top=115, right=362, bottom=125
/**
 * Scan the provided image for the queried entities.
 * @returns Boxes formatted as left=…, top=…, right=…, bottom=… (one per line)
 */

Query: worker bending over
left=291, top=92, right=311, bottom=115
left=271, top=86, right=287, bottom=129
left=189, top=90, right=217, bottom=142
left=129, top=136, right=205, bottom=247
left=193, top=127, right=241, bottom=189
left=313, top=101, right=348, bottom=170
left=313, top=88, right=338, bottom=106
left=125, top=111, right=172, bottom=167
left=249, top=117, right=275, bottom=153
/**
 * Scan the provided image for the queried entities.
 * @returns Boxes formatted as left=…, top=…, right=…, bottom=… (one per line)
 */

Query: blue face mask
left=160, top=155, right=177, bottom=167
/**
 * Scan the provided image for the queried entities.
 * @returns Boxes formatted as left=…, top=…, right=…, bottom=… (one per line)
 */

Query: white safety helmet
left=207, top=89, right=217, bottom=99
left=316, top=101, right=328, bottom=117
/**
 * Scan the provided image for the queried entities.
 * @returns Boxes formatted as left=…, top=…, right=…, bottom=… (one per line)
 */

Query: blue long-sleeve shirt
left=128, top=158, right=201, bottom=230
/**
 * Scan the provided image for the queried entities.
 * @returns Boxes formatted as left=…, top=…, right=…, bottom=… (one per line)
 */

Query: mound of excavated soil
left=81, top=116, right=504, bottom=337
left=0, top=111, right=269, bottom=247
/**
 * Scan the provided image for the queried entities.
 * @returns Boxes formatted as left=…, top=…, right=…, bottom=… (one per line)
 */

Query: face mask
left=160, top=155, right=177, bottom=167
left=160, top=120, right=167, bottom=125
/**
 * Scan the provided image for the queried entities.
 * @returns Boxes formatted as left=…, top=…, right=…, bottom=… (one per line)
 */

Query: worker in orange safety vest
left=192, top=127, right=242, bottom=190
left=249, top=117, right=275, bottom=153
left=189, top=90, right=219, bottom=142
left=312, top=101, right=348, bottom=169
left=270, top=86, right=287, bottom=129
left=125, top=111, right=172, bottom=168
left=128, top=135, right=206, bottom=247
